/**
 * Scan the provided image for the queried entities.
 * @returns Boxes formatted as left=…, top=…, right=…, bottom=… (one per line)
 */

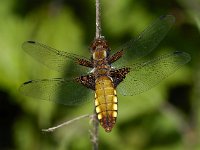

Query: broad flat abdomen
left=95, top=76, right=117, bottom=132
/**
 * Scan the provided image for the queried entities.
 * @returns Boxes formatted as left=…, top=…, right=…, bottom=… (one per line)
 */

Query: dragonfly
left=19, top=15, right=191, bottom=132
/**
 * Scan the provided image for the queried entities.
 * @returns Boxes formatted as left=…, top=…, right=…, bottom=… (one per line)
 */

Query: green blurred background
left=0, top=0, right=199, bottom=149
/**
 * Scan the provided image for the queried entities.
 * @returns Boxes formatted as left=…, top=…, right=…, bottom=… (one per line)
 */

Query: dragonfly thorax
left=90, top=38, right=112, bottom=78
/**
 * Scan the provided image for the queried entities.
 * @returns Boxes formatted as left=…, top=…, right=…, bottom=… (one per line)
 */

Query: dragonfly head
left=90, top=37, right=111, bottom=60
left=90, top=37, right=110, bottom=53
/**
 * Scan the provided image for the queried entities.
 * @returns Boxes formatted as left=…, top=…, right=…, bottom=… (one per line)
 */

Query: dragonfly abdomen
left=95, top=76, right=117, bottom=132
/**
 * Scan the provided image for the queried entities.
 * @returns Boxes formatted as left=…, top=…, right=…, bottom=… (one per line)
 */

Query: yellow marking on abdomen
left=95, top=76, right=118, bottom=132
left=112, top=111, right=117, bottom=117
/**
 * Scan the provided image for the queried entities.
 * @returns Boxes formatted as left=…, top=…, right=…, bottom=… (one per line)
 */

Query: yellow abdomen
left=95, top=76, right=117, bottom=132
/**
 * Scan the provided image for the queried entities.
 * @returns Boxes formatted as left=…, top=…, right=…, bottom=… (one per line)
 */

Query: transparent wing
left=22, top=41, right=91, bottom=77
left=19, top=78, right=94, bottom=105
left=112, top=15, right=175, bottom=67
left=117, top=51, right=191, bottom=96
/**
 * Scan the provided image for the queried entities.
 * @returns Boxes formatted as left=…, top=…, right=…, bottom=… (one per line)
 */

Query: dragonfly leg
left=108, top=50, right=124, bottom=64
left=76, top=59, right=93, bottom=68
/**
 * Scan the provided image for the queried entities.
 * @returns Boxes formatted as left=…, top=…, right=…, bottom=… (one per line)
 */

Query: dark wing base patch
left=110, top=68, right=130, bottom=88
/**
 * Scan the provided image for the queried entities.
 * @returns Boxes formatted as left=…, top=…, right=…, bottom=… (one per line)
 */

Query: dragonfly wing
left=22, top=41, right=91, bottom=77
left=117, top=51, right=191, bottom=96
left=19, top=78, right=94, bottom=105
left=112, top=15, right=175, bottom=67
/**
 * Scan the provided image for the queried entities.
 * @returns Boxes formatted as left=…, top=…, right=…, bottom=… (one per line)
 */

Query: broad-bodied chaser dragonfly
left=19, top=15, right=191, bottom=132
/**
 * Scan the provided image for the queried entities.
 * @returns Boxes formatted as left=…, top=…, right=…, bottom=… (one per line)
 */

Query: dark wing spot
left=27, top=41, right=35, bottom=44
left=23, top=80, right=33, bottom=84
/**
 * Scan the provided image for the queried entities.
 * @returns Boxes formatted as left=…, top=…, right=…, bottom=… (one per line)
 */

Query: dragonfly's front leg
left=108, top=50, right=124, bottom=64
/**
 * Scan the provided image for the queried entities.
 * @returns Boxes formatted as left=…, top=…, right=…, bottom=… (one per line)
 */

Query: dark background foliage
left=0, top=0, right=199, bottom=149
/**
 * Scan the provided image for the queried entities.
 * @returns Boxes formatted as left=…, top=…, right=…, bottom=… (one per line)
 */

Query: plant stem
left=96, top=0, right=102, bottom=38
left=41, top=114, right=90, bottom=132
left=90, top=113, right=99, bottom=150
